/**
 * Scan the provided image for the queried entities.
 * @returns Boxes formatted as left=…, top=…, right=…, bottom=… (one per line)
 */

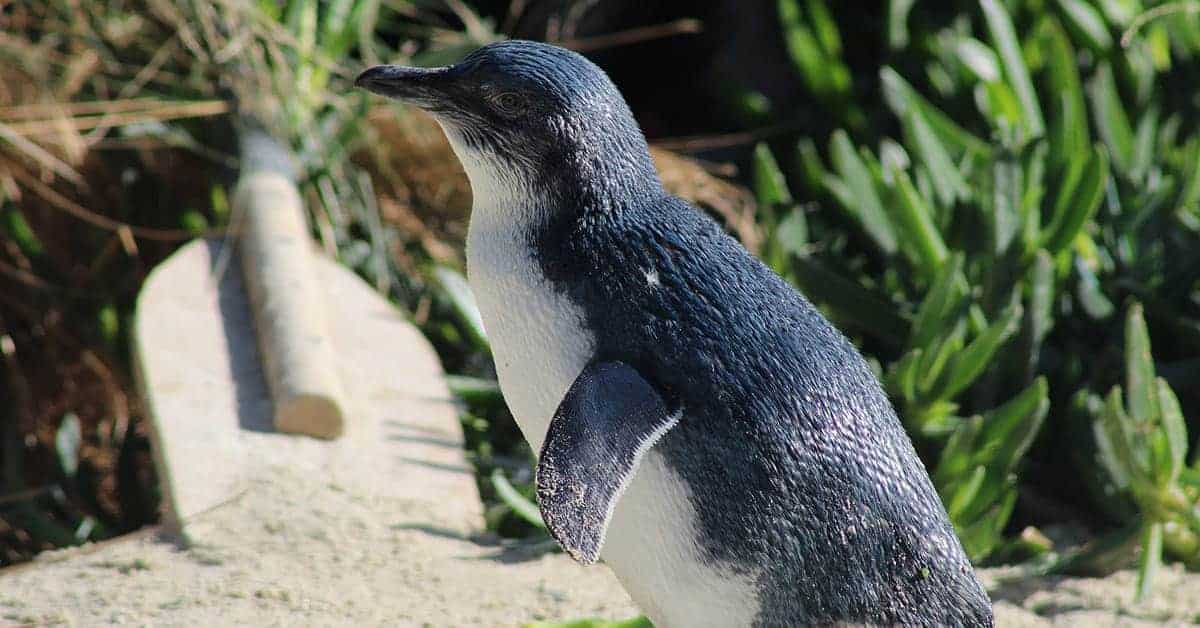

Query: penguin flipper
left=535, top=361, right=678, bottom=564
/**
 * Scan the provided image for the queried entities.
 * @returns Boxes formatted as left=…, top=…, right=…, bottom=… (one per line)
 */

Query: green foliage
left=434, top=266, right=490, bottom=353
left=1084, top=304, right=1200, bottom=598
left=776, top=0, right=863, bottom=129
left=749, top=0, right=1200, bottom=576
left=491, top=468, right=546, bottom=530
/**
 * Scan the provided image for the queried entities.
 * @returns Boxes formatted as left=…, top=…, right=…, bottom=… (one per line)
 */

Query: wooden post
left=234, top=126, right=346, bottom=439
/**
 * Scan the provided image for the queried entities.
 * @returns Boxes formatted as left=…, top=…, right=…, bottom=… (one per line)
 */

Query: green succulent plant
left=747, top=0, right=1200, bottom=577
left=1085, top=303, right=1199, bottom=599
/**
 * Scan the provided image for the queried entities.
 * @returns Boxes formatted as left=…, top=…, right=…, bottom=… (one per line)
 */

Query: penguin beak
left=354, top=65, right=451, bottom=107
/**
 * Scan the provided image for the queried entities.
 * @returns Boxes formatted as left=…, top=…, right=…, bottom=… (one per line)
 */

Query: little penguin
left=357, top=41, right=994, bottom=627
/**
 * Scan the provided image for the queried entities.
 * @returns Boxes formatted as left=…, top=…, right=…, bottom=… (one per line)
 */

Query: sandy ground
left=985, top=566, right=1200, bottom=626
left=3, top=473, right=1199, bottom=628
left=0, top=466, right=636, bottom=627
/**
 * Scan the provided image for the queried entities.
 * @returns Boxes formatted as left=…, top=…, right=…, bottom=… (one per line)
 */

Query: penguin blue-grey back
left=358, top=41, right=994, bottom=627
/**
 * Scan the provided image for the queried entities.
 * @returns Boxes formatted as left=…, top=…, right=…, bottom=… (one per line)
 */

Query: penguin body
left=358, top=40, right=994, bottom=627
left=457, top=136, right=761, bottom=626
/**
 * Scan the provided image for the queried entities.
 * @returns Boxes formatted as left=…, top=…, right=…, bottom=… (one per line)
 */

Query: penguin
left=357, top=41, right=994, bottom=627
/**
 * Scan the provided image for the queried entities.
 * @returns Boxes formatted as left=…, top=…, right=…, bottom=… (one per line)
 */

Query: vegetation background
left=1, top=0, right=1198, bottom=603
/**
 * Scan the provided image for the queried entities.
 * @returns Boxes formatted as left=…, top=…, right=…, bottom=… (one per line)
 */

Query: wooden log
left=234, top=128, right=346, bottom=439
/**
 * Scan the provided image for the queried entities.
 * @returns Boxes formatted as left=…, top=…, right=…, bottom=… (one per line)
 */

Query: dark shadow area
left=397, top=457, right=474, bottom=476
left=208, top=239, right=275, bottom=434
left=384, top=420, right=462, bottom=449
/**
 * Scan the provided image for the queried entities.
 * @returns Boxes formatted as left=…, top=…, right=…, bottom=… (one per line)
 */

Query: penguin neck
left=547, top=124, right=664, bottom=216
left=445, top=124, right=663, bottom=241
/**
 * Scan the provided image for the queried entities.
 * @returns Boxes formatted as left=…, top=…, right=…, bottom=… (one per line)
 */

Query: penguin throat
left=442, top=125, right=543, bottom=233
left=440, top=120, right=664, bottom=232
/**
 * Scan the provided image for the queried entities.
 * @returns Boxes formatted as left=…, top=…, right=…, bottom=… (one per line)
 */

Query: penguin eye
left=492, top=92, right=527, bottom=116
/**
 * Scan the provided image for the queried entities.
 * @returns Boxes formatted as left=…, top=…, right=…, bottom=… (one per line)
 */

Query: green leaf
left=433, top=266, right=489, bottom=352
left=1020, top=142, right=1049, bottom=254
left=980, top=0, right=1045, bottom=137
left=889, top=348, right=925, bottom=402
left=1088, top=63, right=1135, bottom=176
left=774, top=209, right=809, bottom=257
left=1019, top=251, right=1055, bottom=379
left=948, top=465, right=988, bottom=520
left=806, top=0, right=842, bottom=58
left=1148, top=429, right=1174, bottom=488
left=955, top=38, right=1002, bottom=83
left=1103, top=387, right=1150, bottom=479
left=283, top=0, right=311, bottom=34
left=981, top=377, right=1050, bottom=474
left=1056, top=0, right=1115, bottom=52
left=1041, top=145, right=1109, bottom=254
left=491, top=469, right=545, bottom=530
left=795, top=137, right=828, bottom=191
left=935, top=415, right=984, bottom=488
left=1073, top=254, right=1115, bottom=319
left=1092, top=397, right=1133, bottom=490
left=55, top=412, right=82, bottom=478
left=1130, top=107, right=1159, bottom=183
left=913, top=400, right=962, bottom=438
left=881, top=68, right=993, bottom=160
left=445, top=375, right=504, bottom=405
left=98, top=303, right=120, bottom=346
left=1040, top=19, right=1090, bottom=168
left=918, top=332, right=966, bottom=396
left=256, top=0, right=282, bottom=20
left=1027, top=250, right=1055, bottom=343
left=887, top=0, right=917, bottom=48
left=1177, top=139, right=1200, bottom=216
left=319, top=0, right=356, bottom=57
left=956, top=486, right=1018, bottom=560
left=752, top=142, right=793, bottom=208
left=777, top=0, right=835, bottom=96
left=1156, top=378, right=1188, bottom=483
left=1125, top=38, right=1157, bottom=103
left=1124, top=302, right=1159, bottom=423
left=1096, top=0, right=1140, bottom=26
left=826, top=131, right=898, bottom=254
left=889, top=168, right=949, bottom=277
left=2, top=208, right=43, bottom=257
left=1146, top=23, right=1172, bottom=69
left=905, top=108, right=970, bottom=208
left=911, top=253, right=966, bottom=350
left=1136, top=522, right=1163, bottom=602
left=931, top=301, right=1022, bottom=400
left=977, top=80, right=1023, bottom=132
left=990, top=151, right=1022, bottom=255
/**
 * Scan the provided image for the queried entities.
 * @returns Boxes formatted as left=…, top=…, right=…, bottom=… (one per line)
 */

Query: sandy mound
left=1, top=466, right=635, bottom=627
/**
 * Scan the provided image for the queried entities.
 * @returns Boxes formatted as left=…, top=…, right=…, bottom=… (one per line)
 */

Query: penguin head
left=356, top=40, right=660, bottom=208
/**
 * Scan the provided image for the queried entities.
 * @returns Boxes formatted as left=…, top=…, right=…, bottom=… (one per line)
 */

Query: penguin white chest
left=464, top=226, right=591, bottom=452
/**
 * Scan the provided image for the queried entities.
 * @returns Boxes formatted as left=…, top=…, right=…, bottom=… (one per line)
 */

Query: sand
left=1, top=466, right=638, bottom=627
left=4, top=475, right=1199, bottom=628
